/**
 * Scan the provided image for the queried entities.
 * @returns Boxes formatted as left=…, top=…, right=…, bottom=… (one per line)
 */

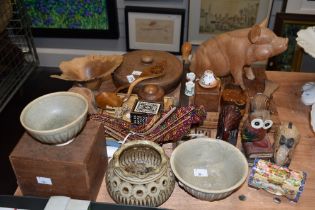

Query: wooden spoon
left=95, top=61, right=166, bottom=109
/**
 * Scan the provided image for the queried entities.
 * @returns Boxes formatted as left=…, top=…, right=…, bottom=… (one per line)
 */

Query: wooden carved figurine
left=274, top=122, right=300, bottom=167
left=216, top=105, right=242, bottom=146
left=216, top=84, right=246, bottom=145
left=241, top=80, right=279, bottom=160
left=190, top=19, right=288, bottom=90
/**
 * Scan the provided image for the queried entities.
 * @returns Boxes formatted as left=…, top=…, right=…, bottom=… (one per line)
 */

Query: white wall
left=36, top=0, right=189, bottom=67
left=36, top=0, right=283, bottom=67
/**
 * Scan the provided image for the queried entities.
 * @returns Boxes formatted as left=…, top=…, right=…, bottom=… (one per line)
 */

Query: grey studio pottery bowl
left=170, top=138, right=248, bottom=201
left=20, top=92, right=88, bottom=145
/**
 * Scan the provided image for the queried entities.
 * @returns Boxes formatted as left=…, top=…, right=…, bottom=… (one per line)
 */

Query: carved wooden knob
left=141, top=55, right=154, bottom=64
left=138, top=84, right=165, bottom=102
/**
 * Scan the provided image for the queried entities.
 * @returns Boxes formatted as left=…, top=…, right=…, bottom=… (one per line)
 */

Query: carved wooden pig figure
left=190, top=20, right=288, bottom=89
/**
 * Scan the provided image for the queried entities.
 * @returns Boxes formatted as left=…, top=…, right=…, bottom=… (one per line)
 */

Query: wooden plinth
left=10, top=120, right=107, bottom=201
left=194, top=81, right=221, bottom=112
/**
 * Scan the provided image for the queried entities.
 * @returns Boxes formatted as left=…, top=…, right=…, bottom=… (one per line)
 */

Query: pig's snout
left=272, top=37, right=288, bottom=55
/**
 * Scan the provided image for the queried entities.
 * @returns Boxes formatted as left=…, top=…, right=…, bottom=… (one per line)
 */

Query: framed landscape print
left=23, top=0, right=119, bottom=38
left=188, top=0, right=273, bottom=44
left=284, top=0, right=315, bottom=14
left=267, top=13, right=315, bottom=71
left=125, top=6, right=185, bottom=54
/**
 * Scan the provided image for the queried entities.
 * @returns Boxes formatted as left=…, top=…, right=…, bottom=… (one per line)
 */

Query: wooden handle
left=122, top=72, right=165, bottom=102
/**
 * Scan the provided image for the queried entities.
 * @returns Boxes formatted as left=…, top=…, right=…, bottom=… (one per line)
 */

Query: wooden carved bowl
left=106, top=140, right=175, bottom=207
left=52, top=55, right=123, bottom=90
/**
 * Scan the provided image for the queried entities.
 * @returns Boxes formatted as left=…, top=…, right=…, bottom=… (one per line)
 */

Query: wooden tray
left=112, top=50, right=183, bottom=94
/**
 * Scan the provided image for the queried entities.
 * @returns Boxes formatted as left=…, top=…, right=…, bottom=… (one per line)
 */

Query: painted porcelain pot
left=106, top=140, right=175, bottom=207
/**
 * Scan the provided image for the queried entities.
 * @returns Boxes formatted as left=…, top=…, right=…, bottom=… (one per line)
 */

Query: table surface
left=16, top=71, right=315, bottom=210
left=96, top=71, right=315, bottom=210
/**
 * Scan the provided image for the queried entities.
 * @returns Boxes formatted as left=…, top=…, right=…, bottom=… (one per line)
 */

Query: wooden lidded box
left=10, top=120, right=107, bottom=201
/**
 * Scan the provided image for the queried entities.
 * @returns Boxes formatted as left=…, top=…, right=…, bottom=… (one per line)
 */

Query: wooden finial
left=181, top=42, right=192, bottom=64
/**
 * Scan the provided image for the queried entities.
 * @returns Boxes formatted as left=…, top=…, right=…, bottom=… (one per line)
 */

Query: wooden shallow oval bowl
left=112, top=50, right=183, bottom=94
left=52, top=55, right=123, bottom=90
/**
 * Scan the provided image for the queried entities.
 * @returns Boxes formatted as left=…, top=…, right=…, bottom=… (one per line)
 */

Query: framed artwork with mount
left=284, top=0, right=315, bottom=14
left=125, top=6, right=185, bottom=54
left=267, top=13, right=315, bottom=71
left=23, top=0, right=119, bottom=39
left=188, top=0, right=274, bottom=45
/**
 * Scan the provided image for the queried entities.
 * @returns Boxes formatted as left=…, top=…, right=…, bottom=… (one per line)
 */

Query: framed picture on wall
left=125, top=6, right=185, bottom=54
left=23, top=0, right=119, bottom=38
left=267, top=13, right=315, bottom=71
left=284, top=0, right=315, bottom=14
left=188, top=0, right=274, bottom=44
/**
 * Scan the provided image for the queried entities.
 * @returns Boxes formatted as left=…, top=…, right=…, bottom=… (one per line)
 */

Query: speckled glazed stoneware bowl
left=170, top=138, right=248, bottom=201
left=20, top=92, right=88, bottom=145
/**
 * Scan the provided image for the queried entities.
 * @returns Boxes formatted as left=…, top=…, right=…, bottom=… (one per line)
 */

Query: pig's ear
left=249, top=25, right=261, bottom=44
left=259, top=18, right=268, bottom=28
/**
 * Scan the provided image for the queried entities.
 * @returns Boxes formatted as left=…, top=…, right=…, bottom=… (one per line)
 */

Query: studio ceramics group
left=19, top=20, right=310, bottom=206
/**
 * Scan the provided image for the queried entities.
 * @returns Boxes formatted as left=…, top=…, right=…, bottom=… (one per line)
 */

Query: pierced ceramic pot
left=106, top=140, right=175, bottom=207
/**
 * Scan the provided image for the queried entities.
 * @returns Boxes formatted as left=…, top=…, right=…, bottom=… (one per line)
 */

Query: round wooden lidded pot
left=138, top=84, right=165, bottom=102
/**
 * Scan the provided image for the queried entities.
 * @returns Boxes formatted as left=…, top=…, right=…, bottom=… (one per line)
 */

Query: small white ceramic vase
left=185, top=81, right=195, bottom=96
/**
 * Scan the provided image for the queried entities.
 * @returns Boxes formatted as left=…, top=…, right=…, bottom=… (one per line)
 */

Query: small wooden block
left=194, top=81, right=221, bottom=112
left=10, top=120, right=107, bottom=201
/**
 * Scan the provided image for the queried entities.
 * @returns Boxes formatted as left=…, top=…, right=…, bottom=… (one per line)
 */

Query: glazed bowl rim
left=170, top=138, right=248, bottom=194
left=20, top=91, right=88, bottom=134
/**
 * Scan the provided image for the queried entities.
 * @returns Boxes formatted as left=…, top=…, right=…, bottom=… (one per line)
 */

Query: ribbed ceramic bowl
left=170, top=138, right=248, bottom=201
left=20, top=92, right=88, bottom=144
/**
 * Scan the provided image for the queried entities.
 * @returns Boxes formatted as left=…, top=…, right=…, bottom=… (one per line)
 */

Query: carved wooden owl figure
left=274, top=122, right=300, bottom=166
left=241, top=110, right=273, bottom=147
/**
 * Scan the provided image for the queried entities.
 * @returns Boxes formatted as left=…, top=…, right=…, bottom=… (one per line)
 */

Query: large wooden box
left=10, top=120, right=107, bottom=201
